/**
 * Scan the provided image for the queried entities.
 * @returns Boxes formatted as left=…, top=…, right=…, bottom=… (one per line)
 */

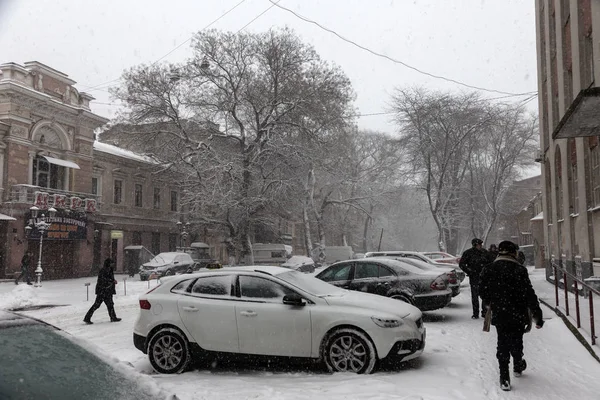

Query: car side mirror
left=283, top=294, right=305, bottom=307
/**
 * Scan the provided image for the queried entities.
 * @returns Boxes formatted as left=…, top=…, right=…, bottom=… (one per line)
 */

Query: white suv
left=133, top=266, right=425, bottom=374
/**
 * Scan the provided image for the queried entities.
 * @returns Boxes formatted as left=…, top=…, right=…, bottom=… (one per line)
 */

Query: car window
left=190, top=275, right=232, bottom=296
left=379, top=266, right=395, bottom=277
left=318, top=263, right=352, bottom=282
left=171, top=279, right=194, bottom=293
left=239, top=275, right=294, bottom=301
left=354, top=263, right=379, bottom=279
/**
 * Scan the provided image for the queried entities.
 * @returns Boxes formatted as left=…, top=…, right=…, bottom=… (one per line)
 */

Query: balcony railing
left=7, top=184, right=101, bottom=211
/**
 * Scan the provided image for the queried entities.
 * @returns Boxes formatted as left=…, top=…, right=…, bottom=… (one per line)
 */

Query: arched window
left=555, top=145, right=564, bottom=220
left=32, top=156, right=65, bottom=189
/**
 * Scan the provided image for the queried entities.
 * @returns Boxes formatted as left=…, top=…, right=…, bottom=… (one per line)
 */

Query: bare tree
left=111, top=28, right=354, bottom=263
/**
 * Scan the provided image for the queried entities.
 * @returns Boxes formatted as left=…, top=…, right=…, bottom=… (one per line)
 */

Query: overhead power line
left=268, top=0, right=537, bottom=97
left=82, top=0, right=250, bottom=93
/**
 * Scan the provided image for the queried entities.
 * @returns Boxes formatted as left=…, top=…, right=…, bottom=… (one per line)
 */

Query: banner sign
left=25, top=210, right=87, bottom=240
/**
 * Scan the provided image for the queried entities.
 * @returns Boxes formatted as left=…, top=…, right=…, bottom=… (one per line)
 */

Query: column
left=28, top=151, right=35, bottom=185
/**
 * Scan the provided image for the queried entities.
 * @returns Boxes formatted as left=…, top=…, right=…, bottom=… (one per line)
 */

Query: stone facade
left=0, top=61, right=107, bottom=279
left=535, top=0, right=600, bottom=282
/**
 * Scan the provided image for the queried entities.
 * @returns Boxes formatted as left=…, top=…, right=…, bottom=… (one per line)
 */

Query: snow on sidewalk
left=1, top=275, right=600, bottom=400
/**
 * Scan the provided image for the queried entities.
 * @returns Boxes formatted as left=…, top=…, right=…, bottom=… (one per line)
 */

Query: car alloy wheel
left=148, top=328, right=191, bottom=374
left=324, top=328, right=376, bottom=374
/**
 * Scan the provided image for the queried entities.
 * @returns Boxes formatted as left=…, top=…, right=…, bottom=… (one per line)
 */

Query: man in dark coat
left=459, top=238, right=490, bottom=319
left=479, top=240, right=544, bottom=391
left=15, top=251, right=33, bottom=285
left=84, top=258, right=121, bottom=324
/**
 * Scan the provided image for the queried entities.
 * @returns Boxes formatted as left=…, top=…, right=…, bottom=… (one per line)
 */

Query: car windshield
left=0, top=324, right=164, bottom=400
left=277, top=270, right=344, bottom=297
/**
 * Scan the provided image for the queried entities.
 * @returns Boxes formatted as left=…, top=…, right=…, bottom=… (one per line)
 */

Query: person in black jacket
left=84, top=258, right=121, bottom=324
left=15, top=251, right=33, bottom=285
left=479, top=240, right=544, bottom=392
left=459, top=238, right=490, bottom=319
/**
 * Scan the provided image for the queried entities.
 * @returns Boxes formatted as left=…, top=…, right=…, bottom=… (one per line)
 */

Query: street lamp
left=27, top=206, right=56, bottom=287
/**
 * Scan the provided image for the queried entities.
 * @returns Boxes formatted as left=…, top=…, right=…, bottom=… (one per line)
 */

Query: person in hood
left=479, top=240, right=544, bottom=392
left=459, top=238, right=490, bottom=319
left=488, top=244, right=499, bottom=262
left=84, top=258, right=121, bottom=324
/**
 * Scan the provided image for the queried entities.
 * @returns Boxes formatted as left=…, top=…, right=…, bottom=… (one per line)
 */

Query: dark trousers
left=496, top=325, right=525, bottom=378
left=470, top=283, right=483, bottom=317
left=15, top=268, right=31, bottom=284
left=84, top=293, right=117, bottom=321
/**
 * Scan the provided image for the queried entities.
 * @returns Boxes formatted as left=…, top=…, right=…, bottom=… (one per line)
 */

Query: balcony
left=6, top=184, right=101, bottom=212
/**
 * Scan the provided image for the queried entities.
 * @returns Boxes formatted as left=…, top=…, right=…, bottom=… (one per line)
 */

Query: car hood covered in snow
left=322, top=290, right=418, bottom=320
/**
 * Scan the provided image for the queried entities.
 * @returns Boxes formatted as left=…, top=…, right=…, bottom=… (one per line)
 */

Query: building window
left=114, top=179, right=123, bottom=204
left=170, top=191, right=178, bottom=212
left=151, top=232, right=161, bottom=255
left=545, top=161, right=553, bottom=224
left=134, top=184, right=143, bottom=207
left=555, top=147, right=564, bottom=220
left=91, top=177, right=98, bottom=195
left=132, top=231, right=142, bottom=245
left=153, top=187, right=161, bottom=209
left=592, top=144, right=600, bottom=207
left=32, top=156, right=65, bottom=189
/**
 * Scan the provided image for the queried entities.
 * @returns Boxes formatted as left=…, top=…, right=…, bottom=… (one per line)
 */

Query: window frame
left=153, top=187, right=161, bottom=209
left=188, top=275, right=234, bottom=298
left=235, top=274, right=299, bottom=303
left=592, top=144, right=600, bottom=207
left=134, top=183, right=143, bottom=208
left=170, top=190, right=178, bottom=212
left=113, top=179, right=123, bottom=205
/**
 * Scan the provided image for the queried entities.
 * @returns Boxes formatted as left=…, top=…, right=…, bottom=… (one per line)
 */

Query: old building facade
left=535, top=0, right=600, bottom=280
left=0, top=61, right=107, bottom=279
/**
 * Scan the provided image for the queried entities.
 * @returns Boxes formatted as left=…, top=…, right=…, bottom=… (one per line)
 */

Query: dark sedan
left=315, top=258, right=453, bottom=311
left=381, top=257, right=461, bottom=297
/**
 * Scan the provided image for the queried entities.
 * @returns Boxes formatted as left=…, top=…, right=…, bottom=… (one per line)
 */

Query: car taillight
left=430, top=276, right=447, bottom=290
left=447, top=272, right=458, bottom=284
left=139, top=299, right=151, bottom=310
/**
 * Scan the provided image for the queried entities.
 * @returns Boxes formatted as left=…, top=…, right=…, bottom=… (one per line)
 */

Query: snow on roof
left=531, top=211, right=544, bottom=221
left=93, top=141, right=155, bottom=164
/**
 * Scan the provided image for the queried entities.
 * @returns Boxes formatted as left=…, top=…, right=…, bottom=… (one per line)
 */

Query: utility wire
left=82, top=0, right=249, bottom=93
left=268, top=0, right=537, bottom=97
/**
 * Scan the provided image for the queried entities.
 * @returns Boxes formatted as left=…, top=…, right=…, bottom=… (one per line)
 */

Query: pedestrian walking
left=479, top=240, right=544, bottom=391
left=15, top=251, right=33, bottom=285
left=459, top=238, right=490, bottom=319
left=83, top=258, right=121, bottom=324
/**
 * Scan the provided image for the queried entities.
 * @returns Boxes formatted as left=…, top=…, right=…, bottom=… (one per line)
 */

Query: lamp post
left=176, top=221, right=190, bottom=249
left=26, top=206, right=56, bottom=287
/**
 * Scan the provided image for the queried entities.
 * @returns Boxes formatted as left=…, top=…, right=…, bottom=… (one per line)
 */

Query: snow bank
left=0, top=285, right=41, bottom=310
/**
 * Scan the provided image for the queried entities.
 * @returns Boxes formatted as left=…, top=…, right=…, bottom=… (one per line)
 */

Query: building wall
left=535, top=0, right=600, bottom=280
left=0, top=61, right=107, bottom=279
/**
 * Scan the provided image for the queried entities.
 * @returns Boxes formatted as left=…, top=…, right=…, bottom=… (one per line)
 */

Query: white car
left=133, top=266, right=425, bottom=375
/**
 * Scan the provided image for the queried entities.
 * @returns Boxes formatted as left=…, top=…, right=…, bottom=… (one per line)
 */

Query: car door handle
left=377, top=282, right=390, bottom=286
left=182, top=306, right=199, bottom=312
left=240, top=310, right=257, bottom=317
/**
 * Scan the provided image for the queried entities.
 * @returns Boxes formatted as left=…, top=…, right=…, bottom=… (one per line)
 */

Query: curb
left=539, top=298, right=600, bottom=363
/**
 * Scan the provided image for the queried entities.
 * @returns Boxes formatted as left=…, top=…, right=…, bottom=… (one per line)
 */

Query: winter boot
left=500, top=378, right=511, bottom=391
left=471, top=315, right=479, bottom=319
left=514, top=359, right=527, bottom=377
left=83, top=318, right=93, bottom=325
left=110, top=317, right=122, bottom=322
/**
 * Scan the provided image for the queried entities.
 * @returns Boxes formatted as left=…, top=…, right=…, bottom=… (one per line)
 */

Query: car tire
left=148, top=328, right=191, bottom=374
left=391, top=294, right=413, bottom=305
left=323, top=328, right=377, bottom=374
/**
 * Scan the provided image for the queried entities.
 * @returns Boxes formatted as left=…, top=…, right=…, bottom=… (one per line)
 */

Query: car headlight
left=371, top=316, right=402, bottom=328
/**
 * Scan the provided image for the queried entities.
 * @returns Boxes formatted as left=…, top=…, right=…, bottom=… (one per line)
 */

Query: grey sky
left=0, top=0, right=537, bottom=134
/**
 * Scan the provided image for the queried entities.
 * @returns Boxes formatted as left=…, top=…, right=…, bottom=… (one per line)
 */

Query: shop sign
left=26, top=209, right=87, bottom=240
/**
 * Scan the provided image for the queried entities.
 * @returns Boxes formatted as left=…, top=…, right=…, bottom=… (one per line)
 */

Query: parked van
left=323, top=246, right=354, bottom=264
left=252, top=243, right=292, bottom=265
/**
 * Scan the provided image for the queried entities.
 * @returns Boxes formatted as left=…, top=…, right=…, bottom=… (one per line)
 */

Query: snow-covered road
left=1, top=271, right=599, bottom=400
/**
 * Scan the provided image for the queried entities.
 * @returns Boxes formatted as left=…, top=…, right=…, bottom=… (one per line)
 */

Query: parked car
left=139, top=252, right=196, bottom=280
left=0, top=311, right=176, bottom=400
left=365, top=251, right=465, bottom=282
left=179, top=242, right=220, bottom=269
left=376, top=256, right=461, bottom=297
left=281, top=255, right=316, bottom=273
left=133, top=266, right=425, bottom=375
left=315, top=258, right=453, bottom=311
left=421, top=251, right=461, bottom=265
